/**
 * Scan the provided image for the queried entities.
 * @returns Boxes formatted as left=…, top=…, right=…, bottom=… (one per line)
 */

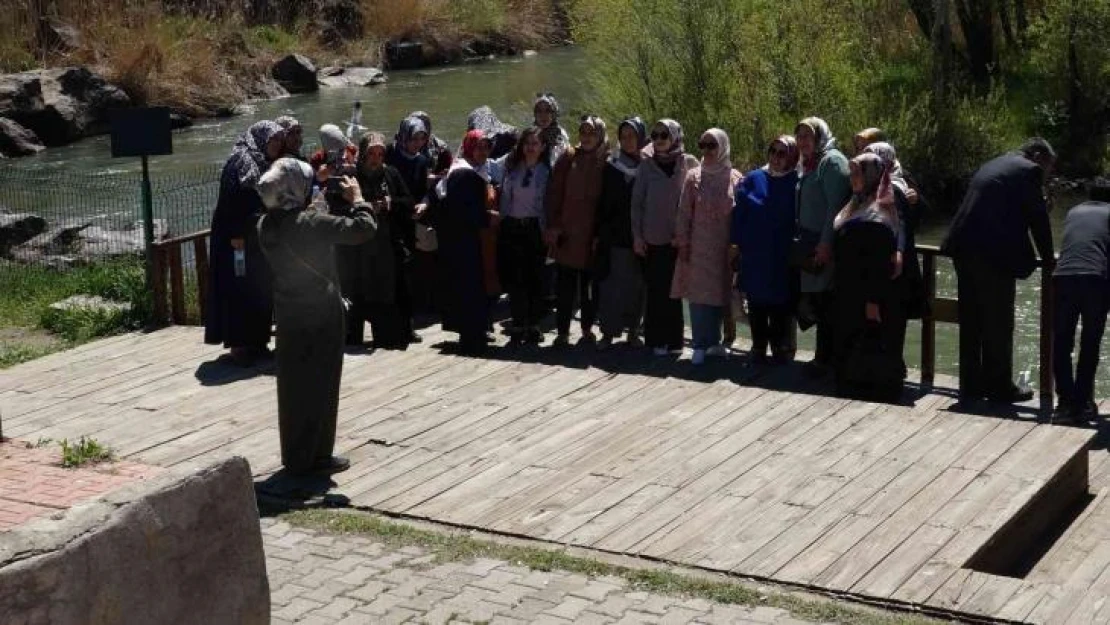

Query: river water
left=1, top=46, right=1102, bottom=393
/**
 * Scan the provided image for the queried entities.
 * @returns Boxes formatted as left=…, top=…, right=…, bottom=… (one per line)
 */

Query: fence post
left=140, top=155, right=156, bottom=316
left=1040, top=264, right=1054, bottom=411
left=921, top=252, right=937, bottom=388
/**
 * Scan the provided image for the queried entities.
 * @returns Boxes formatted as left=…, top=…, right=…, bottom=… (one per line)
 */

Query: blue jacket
left=733, top=168, right=799, bottom=306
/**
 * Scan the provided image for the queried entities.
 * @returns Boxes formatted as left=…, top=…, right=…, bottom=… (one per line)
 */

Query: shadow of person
left=254, top=471, right=350, bottom=514
left=194, top=355, right=276, bottom=387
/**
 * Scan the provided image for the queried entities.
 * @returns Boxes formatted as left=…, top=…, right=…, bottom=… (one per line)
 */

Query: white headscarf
left=319, top=124, right=350, bottom=162
left=699, top=128, right=732, bottom=177
left=258, top=158, right=315, bottom=212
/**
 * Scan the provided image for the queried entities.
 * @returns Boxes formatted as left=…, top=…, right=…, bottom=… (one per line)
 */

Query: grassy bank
left=0, top=258, right=149, bottom=368
left=1, top=0, right=565, bottom=116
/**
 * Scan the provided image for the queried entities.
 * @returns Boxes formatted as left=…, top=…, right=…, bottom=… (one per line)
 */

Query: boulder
left=8, top=218, right=164, bottom=264
left=12, top=220, right=91, bottom=258
left=0, top=67, right=131, bottom=146
left=271, top=54, right=318, bottom=94
left=0, top=117, right=45, bottom=157
left=48, top=294, right=132, bottom=316
left=0, top=213, right=47, bottom=255
left=317, top=67, right=387, bottom=88
left=0, top=457, right=270, bottom=625
left=169, top=113, right=193, bottom=130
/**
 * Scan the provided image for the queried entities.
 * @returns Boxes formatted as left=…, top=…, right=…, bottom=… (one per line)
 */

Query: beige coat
left=671, top=166, right=743, bottom=307
left=546, top=145, right=610, bottom=270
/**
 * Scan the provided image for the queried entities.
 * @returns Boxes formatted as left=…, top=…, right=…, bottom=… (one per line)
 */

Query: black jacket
left=940, top=152, right=1054, bottom=278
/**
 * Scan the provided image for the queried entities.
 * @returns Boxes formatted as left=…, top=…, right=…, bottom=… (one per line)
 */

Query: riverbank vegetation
left=0, top=259, right=149, bottom=368
left=1, top=0, right=566, bottom=116
left=573, top=0, right=1110, bottom=207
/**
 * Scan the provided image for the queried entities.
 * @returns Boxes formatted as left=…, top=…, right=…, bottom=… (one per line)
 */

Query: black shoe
left=312, top=456, right=351, bottom=475
left=525, top=328, right=543, bottom=345
left=1081, top=400, right=1100, bottom=421
left=987, top=387, right=1034, bottom=404
left=408, top=332, right=423, bottom=344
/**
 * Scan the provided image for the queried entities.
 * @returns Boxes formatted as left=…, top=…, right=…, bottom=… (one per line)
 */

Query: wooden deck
left=2, top=325, right=1107, bottom=623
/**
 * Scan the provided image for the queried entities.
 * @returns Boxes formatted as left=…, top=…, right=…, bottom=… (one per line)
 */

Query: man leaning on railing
left=940, top=138, right=1056, bottom=406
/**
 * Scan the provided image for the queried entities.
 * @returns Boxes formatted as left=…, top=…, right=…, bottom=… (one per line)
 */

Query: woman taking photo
left=672, top=129, right=742, bottom=365
left=794, top=117, right=852, bottom=375
left=498, top=127, right=552, bottom=345
left=256, top=158, right=378, bottom=476
left=354, top=131, right=416, bottom=349
left=596, top=117, right=649, bottom=349
left=733, top=136, right=800, bottom=364
left=632, top=119, right=700, bottom=356
left=546, top=115, right=610, bottom=347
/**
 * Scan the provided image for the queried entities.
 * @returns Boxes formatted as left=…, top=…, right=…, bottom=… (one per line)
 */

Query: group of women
left=206, top=95, right=927, bottom=416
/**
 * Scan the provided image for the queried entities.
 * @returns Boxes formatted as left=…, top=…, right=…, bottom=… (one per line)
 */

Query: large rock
left=244, top=74, right=290, bottom=102
left=8, top=218, right=165, bottom=264
left=317, top=66, right=387, bottom=88
left=0, top=67, right=131, bottom=146
left=385, top=40, right=425, bottom=70
left=0, top=117, right=45, bottom=157
left=0, top=457, right=270, bottom=625
left=271, top=54, right=318, bottom=94
left=0, top=213, right=47, bottom=255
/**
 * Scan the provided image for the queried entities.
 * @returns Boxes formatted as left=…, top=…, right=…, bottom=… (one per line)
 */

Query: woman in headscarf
left=794, top=117, right=852, bottom=376
left=354, top=131, right=416, bottom=349
left=424, top=132, right=499, bottom=354
left=632, top=119, right=700, bottom=356
left=468, top=105, right=519, bottom=160
left=853, top=127, right=886, bottom=155
left=864, top=141, right=928, bottom=378
left=733, top=135, right=800, bottom=365
left=596, top=117, right=649, bottom=349
left=533, top=93, right=568, bottom=167
left=205, top=120, right=285, bottom=365
left=671, top=129, right=743, bottom=365
left=831, top=152, right=904, bottom=402
left=256, top=158, right=377, bottom=476
left=407, top=110, right=453, bottom=174
left=275, top=115, right=304, bottom=159
left=544, top=115, right=610, bottom=347
left=387, top=116, right=433, bottom=319
left=497, top=127, right=552, bottom=345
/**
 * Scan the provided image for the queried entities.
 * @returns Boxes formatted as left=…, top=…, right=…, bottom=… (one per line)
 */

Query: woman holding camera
left=257, top=158, right=378, bottom=476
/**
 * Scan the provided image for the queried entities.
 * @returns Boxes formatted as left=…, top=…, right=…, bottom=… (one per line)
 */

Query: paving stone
left=316, top=596, right=360, bottom=619
left=746, top=605, right=791, bottom=623
left=569, top=579, right=624, bottom=602
left=614, top=610, right=663, bottom=624
left=592, top=594, right=640, bottom=618
left=469, top=568, right=524, bottom=592
left=576, top=612, right=618, bottom=625
left=325, top=554, right=370, bottom=573
left=359, top=592, right=408, bottom=615
left=378, top=606, right=422, bottom=624
left=660, top=606, right=712, bottom=624
left=343, top=579, right=391, bottom=603
left=544, top=595, right=593, bottom=620
left=398, top=588, right=456, bottom=612
left=271, top=597, right=324, bottom=621
left=338, top=565, right=385, bottom=586
left=302, top=579, right=358, bottom=604
left=460, top=557, right=505, bottom=576
left=270, top=583, right=309, bottom=606
left=502, top=596, right=559, bottom=620
left=490, top=616, right=529, bottom=625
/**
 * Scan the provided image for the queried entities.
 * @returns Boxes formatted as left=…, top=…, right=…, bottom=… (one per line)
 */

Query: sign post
left=109, top=108, right=173, bottom=298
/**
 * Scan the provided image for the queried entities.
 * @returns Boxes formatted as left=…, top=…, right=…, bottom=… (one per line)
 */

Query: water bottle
left=1017, top=370, right=1032, bottom=396
left=233, top=249, right=246, bottom=278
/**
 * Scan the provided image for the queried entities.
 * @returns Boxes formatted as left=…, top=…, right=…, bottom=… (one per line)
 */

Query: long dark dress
left=387, top=144, right=434, bottom=315
left=258, top=206, right=377, bottom=474
left=205, top=159, right=274, bottom=349
left=891, top=184, right=928, bottom=376
left=355, top=166, right=415, bottom=348
left=832, top=217, right=904, bottom=402
left=429, top=167, right=490, bottom=351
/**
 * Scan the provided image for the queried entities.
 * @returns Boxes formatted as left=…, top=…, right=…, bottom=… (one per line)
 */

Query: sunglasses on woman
left=650, top=131, right=670, bottom=140
left=698, top=141, right=719, bottom=151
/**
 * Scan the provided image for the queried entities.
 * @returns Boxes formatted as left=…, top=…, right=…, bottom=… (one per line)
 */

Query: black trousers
left=556, top=266, right=598, bottom=335
left=954, top=257, right=1017, bottom=400
left=644, top=244, right=684, bottom=350
left=748, top=303, right=791, bottom=358
left=498, top=217, right=546, bottom=331
left=1053, top=275, right=1110, bottom=408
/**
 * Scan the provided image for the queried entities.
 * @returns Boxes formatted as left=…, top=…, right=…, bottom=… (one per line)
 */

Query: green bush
left=35, top=260, right=150, bottom=342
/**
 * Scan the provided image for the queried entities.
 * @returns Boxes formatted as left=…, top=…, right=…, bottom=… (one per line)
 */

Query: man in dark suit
left=941, top=138, right=1056, bottom=404
left=1053, top=180, right=1110, bottom=422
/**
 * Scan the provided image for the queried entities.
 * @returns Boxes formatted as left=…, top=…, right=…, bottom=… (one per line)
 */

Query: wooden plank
left=152, top=247, right=168, bottom=324
left=194, top=236, right=209, bottom=321
left=1026, top=488, right=1110, bottom=584
left=557, top=483, right=678, bottom=546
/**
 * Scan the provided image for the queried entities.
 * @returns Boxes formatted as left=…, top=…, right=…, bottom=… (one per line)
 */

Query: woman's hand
left=905, top=188, right=919, bottom=205
left=865, top=302, right=882, bottom=323
left=633, top=239, right=647, bottom=257
left=414, top=203, right=428, bottom=220
left=815, top=242, right=832, bottom=266
left=892, top=251, right=903, bottom=279
left=230, top=238, right=245, bottom=251
left=340, top=176, right=363, bottom=204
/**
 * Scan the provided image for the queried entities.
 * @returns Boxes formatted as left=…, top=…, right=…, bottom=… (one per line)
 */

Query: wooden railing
left=918, top=244, right=1054, bottom=408
left=148, top=233, right=1055, bottom=406
left=150, top=229, right=210, bottom=326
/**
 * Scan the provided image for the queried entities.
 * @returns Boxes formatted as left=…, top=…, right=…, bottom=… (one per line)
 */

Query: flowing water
left=1, top=46, right=1102, bottom=393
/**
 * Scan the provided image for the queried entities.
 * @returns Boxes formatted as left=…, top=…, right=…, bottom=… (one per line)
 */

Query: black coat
left=594, top=161, right=638, bottom=276
left=205, top=158, right=274, bottom=348
left=429, top=167, right=490, bottom=344
left=940, top=152, right=1054, bottom=279
left=386, top=145, right=430, bottom=252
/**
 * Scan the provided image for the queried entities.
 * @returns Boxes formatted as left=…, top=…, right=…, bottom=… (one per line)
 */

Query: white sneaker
left=692, top=349, right=706, bottom=365
left=706, top=345, right=728, bottom=358
left=653, top=347, right=669, bottom=357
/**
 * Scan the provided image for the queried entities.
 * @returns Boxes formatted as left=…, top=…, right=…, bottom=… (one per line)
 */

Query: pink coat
left=671, top=166, right=743, bottom=306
